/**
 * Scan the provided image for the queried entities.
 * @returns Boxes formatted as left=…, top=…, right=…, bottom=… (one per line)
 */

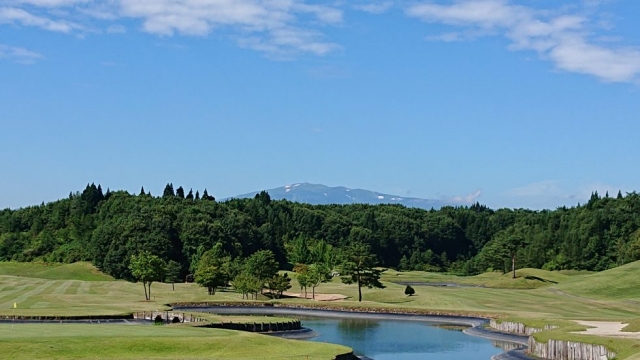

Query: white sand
left=573, top=321, right=640, bottom=338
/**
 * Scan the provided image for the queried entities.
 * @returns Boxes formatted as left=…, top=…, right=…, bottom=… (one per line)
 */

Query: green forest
left=1, top=183, right=639, bottom=281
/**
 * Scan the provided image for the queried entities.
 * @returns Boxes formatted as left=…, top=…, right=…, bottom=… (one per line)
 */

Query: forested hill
left=1, top=183, right=639, bottom=281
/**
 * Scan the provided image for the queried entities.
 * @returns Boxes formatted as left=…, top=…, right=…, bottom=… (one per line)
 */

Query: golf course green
left=1, top=261, right=639, bottom=359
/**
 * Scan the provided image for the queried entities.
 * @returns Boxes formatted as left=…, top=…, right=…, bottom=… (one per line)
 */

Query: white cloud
left=446, top=189, right=482, bottom=204
left=426, top=31, right=468, bottom=42
left=502, top=180, right=631, bottom=209
left=11, top=0, right=90, bottom=7
left=117, top=0, right=341, bottom=55
left=407, top=0, right=640, bottom=83
left=353, top=1, right=394, bottom=14
left=0, top=6, right=79, bottom=32
left=0, top=0, right=343, bottom=56
left=0, top=43, right=43, bottom=63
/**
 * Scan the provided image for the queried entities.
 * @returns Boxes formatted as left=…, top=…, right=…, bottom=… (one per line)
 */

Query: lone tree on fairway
left=339, top=242, right=385, bottom=302
left=505, top=235, right=526, bottom=279
left=404, top=285, right=415, bottom=296
left=129, top=252, right=166, bottom=300
left=165, top=260, right=182, bottom=291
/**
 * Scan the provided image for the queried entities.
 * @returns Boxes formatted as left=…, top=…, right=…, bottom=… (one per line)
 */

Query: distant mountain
left=231, top=183, right=448, bottom=210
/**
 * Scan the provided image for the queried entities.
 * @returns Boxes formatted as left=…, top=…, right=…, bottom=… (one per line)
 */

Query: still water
left=301, top=317, right=504, bottom=360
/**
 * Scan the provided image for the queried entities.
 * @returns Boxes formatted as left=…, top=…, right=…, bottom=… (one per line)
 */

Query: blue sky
left=1, top=0, right=639, bottom=210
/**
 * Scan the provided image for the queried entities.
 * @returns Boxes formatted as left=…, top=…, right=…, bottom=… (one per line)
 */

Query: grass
left=554, top=261, right=640, bottom=300
left=0, top=262, right=113, bottom=281
left=623, top=319, right=640, bottom=333
left=382, top=268, right=592, bottom=289
left=2, top=261, right=640, bottom=358
left=0, top=324, right=350, bottom=359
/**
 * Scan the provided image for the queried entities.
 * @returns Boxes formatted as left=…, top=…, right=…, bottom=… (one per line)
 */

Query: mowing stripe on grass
left=0, top=280, right=42, bottom=303
left=76, top=281, right=91, bottom=295
left=65, top=281, right=80, bottom=295
left=31, top=302, right=51, bottom=309
left=1, top=281, right=55, bottom=308
left=53, top=281, right=73, bottom=295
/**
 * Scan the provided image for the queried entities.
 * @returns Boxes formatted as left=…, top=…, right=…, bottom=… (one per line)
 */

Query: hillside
left=1, top=183, right=639, bottom=282
left=0, top=262, right=113, bottom=281
left=554, top=260, right=640, bottom=300
left=383, top=268, right=592, bottom=289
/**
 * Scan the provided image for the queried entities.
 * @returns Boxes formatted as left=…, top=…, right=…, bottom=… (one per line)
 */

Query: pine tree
left=162, top=183, right=175, bottom=198
left=340, top=242, right=385, bottom=302
left=97, top=184, right=104, bottom=200
left=202, top=189, right=215, bottom=201
left=195, top=191, right=200, bottom=200
left=176, top=186, right=185, bottom=199
left=186, top=189, right=194, bottom=200
left=140, top=187, right=146, bottom=196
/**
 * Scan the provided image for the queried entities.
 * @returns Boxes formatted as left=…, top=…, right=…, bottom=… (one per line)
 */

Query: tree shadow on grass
left=524, top=275, right=558, bottom=284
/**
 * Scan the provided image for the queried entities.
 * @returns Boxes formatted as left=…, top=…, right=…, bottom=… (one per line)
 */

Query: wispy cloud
left=353, top=1, right=394, bottom=14
left=118, top=0, right=341, bottom=56
left=0, top=43, right=43, bottom=64
left=11, top=0, right=90, bottom=7
left=444, top=189, right=482, bottom=205
left=503, top=180, right=630, bottom=209
left=0, top=6, right=80, bottom=32
left=0, top=0, right=343, bottom=57
left=407, top=0, right=640, bottom=83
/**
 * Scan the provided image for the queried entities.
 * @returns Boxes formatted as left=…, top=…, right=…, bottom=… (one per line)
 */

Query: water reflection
left=492, top=340, right=524, bottom=352
left=336, top=319, right=379, bottom=341
left=302, top=318, right=503, bottom=360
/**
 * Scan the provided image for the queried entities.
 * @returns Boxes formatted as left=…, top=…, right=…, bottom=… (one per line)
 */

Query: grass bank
left=0, top=323, right=350, bottom=360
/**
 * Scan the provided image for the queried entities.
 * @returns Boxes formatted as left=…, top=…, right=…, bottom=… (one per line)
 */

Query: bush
left=404, top=285, right=415, bottom=296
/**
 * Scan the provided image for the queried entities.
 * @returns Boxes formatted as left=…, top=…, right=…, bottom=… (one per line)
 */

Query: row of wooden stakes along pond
left=206, top=320, right=302, bottom=332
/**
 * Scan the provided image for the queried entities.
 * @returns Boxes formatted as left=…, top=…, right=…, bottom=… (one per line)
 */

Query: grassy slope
left=0, top=324, right=350, bottom=360
left=382, top=268, right=592, bottom=289
left=0, top=262, right=113, bottom=281
left=555, top=261, right=640, bottom=300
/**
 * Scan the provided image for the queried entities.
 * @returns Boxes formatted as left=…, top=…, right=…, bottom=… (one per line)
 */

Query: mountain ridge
left=230, top=183, right=449, bottom=210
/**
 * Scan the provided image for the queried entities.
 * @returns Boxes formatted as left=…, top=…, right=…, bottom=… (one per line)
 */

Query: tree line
left=1, top=183, right=639, bottom=283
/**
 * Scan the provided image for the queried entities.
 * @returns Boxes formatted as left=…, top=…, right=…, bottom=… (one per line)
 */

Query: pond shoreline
left=173, top=304, right=532, bottom=360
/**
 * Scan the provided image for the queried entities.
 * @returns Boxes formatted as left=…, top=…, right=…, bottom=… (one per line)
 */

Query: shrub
left=404, top=285, right=415, bottom=296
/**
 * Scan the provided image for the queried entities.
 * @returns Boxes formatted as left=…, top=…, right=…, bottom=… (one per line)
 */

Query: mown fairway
left=2, top=261, right=640, bottom=358
left=1, top=261, right=639, bottom=320
left=0, top=324, right=350, bottom=360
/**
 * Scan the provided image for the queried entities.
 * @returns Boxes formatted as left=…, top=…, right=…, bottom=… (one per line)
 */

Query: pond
left=178, top=307, right=520, bottom=360
left=297, top=317, right=503, bottom=360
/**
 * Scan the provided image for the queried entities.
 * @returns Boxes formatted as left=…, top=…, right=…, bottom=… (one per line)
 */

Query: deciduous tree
left=129, top=252, right=166, bottom=300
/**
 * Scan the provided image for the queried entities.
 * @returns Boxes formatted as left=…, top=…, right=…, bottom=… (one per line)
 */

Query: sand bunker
left=573, top=321, right=640, bottom=339
left=281, top=292, right=348, bottom=301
